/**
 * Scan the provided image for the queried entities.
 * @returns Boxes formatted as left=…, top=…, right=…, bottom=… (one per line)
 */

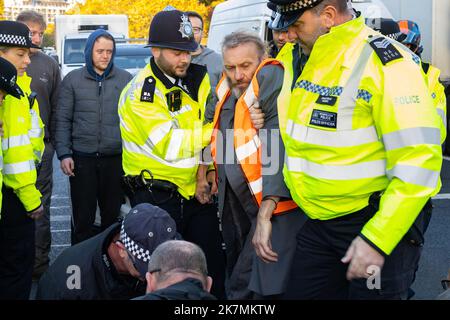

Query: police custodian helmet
left=0, top=20, right=41, bottom=49
left=268, top=0, right=324, bottom=30
left=147, top=9, right=198, bottom=52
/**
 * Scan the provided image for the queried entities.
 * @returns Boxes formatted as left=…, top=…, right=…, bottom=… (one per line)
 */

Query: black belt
left=122, top=170, right=178, bottom=194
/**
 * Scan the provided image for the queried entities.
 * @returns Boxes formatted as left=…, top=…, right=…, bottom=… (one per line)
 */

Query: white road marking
left=432, top=193, right=450, bottom=200
left=50, top=216, right=71, bottom=222
left=51, top=195, right=70, bottom=200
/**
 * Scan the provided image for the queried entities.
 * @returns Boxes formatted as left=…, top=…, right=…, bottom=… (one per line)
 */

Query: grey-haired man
left=16, top=10, right=62, bottom=280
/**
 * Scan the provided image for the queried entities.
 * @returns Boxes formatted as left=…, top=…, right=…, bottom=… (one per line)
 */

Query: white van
left=207, top=0, right=394, bottom=53
left=55, top=15, right=129, bottom=77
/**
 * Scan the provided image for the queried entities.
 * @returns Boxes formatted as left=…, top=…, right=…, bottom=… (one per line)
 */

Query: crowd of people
left=0, top=0, right=448, bottom=300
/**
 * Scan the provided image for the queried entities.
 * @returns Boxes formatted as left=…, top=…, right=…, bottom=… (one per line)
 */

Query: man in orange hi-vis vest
left=209, top=31, right=307, bottom=299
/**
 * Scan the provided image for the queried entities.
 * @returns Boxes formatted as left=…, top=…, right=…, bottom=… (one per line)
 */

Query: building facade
left=3, top=0, right=83, bottom=24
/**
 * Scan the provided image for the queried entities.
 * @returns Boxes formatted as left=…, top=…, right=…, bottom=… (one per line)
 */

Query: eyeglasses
left=442, top=279, right=450, bottom=290
left=192, top=27, right=203, bottom=35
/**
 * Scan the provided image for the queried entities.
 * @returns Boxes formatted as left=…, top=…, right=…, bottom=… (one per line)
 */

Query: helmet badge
left=179, top=14, right=193, bottom=39
left=10, top=75, right=16, bottom=87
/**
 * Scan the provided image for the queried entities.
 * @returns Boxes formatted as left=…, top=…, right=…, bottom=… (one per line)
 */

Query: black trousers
left=69, top=154, right=123, bottom=244
left=131, top=187, right=227, bottom=299
left=34, top=141, right=54, bottom=276
left=284, top=203, right=423, bottom=300
left=0, top=186, right=35, bottom=300
left=221, top=182, right=255, bottom=300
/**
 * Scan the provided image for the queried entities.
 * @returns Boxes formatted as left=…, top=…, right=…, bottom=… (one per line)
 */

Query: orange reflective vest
left=211, top=59, right=297, bottom=215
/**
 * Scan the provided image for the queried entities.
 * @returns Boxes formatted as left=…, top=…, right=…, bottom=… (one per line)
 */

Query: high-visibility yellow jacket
left=19, top=73, right=45, bottom=163
left=0, top=123, right=3, bottom=214
left=0, top=73, right=42, bottom=212
left=275, top=42, right=295, bottom=139
left=119, top=60, right=213, bottom=199
left=422, top=63, right=447, bottom=143
left=282, top=16, right=442, bottom=255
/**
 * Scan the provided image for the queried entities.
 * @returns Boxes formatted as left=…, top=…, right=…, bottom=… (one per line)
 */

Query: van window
left=265, top=21, right=273, bottom=43
left=64, top=39, right=87, bottom=64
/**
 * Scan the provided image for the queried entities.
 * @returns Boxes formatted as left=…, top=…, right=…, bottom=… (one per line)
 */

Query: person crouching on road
left=36, top=203, right=179, bottom=300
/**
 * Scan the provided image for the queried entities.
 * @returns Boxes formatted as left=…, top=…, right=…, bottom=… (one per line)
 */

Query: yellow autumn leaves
left=67, top=0, right=225, bottom=39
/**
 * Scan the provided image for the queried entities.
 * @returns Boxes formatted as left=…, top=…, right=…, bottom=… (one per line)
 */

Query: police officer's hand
left=195, top=178, right=211, bottom=204
left=28, top=204, right=44, bottom=220
left=206, top=170, right=218, bottom=196
left=341, top=236, right=385, bottom=281
left=0, top=120, right=4, bottom=137
left=61, top=157, right=75, bottom=177
left=252, top=199, right=278, bottom=263
left=249, top=102, right=265, bottom=129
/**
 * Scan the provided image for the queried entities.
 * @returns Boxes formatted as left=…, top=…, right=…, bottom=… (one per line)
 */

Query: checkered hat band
left=120, top=224, right=152, bottom=263
left=0, top=33, right=28, bottom=46
left=277, top=0, right=320, bottom=13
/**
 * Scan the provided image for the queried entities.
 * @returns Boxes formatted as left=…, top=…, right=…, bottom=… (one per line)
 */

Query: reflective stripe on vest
left=211, top=59, right=297, bottom=215
left=29, top=108, right=43, bottom=139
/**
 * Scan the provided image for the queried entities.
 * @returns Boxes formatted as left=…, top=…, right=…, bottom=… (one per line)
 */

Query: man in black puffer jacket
left=54, top=29, right=133, bottom=244
left=134, top=240, right=216, bottom=300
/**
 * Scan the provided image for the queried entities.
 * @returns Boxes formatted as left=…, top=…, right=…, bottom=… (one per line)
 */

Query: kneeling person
left=36, top=203, right=178, bottom=300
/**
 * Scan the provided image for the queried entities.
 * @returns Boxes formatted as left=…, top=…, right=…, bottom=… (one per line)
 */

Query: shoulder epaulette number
left=368, top=36, right=403, bottom=66
left=140, top=76, right=156, bottom=103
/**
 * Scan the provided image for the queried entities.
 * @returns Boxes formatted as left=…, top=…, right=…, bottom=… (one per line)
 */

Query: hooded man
left=54, top=29, right=133, bottom=245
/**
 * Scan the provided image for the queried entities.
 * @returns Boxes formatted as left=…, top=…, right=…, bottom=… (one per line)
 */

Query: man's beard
left=226, top=77, right=248, bottom=98
left=156, top=54, right=189, bottom=78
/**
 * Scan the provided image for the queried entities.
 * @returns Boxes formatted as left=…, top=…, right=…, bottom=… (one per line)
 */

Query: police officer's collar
left=150, top=57, right=207, bottom=102
left=150, top=57, right=183, bottom=91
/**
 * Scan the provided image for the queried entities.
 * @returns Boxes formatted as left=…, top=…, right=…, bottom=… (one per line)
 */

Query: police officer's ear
left=320, top=4, right=339, bottom=30
left=151, top=47, right=161, bottom=59
left=114, top=240, right=128, bottom=259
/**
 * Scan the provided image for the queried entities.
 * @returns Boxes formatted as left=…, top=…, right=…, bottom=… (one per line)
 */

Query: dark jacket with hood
left=133, top=278, right=217, bottom=300
left=54, top=29, right=133, bottom=160
left=35, top=223, right=146, bottom=300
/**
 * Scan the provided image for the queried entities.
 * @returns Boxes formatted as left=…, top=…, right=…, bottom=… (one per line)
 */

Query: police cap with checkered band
left=120, top=203, right=179, bottom=279
left=147, top=9, right=198, bottom=52
left=0, top=57, right=23, bottom=100
left=267, top=0, right=324, bottom=30
left=0, top=20, right=41, bottom=49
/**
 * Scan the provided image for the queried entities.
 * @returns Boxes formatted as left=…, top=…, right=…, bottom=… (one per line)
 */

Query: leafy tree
left=66, top=0, right=225, bottom=39
left=0, top=0, right=4, bottom=20
left=43, top=23, right=55, bottom=47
